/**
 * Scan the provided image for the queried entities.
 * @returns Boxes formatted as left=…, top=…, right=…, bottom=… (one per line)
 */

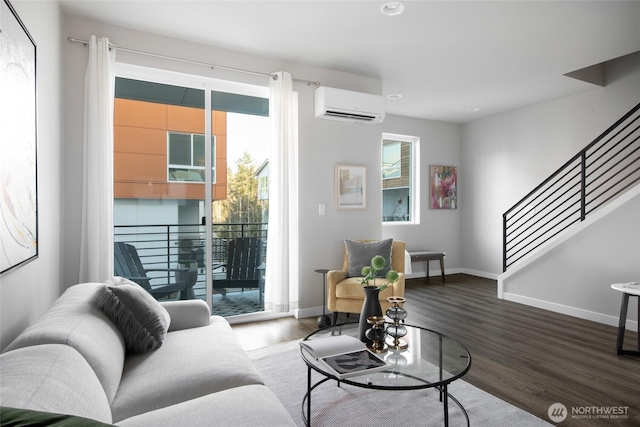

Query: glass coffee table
left=300, top=322, right=471, bottom=427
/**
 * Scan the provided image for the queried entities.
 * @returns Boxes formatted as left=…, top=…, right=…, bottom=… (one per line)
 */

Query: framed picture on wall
left=335, top=164, right=366, bottom=210
left=0, top=0, right=38, bottom=274
left=430, top=165, right=457, bottom=209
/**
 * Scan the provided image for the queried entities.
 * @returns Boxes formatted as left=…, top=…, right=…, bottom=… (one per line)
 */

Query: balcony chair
left=114, top=242, right=195, bottom=300
left=212, top=237, right=265, bottom=306
left=327, top=239, right=406, bottom=325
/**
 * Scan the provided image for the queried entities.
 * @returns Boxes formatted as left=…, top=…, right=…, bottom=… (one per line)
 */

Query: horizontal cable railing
left=114, top=222, right=268, bottom=287
left=504, top=102, right=640, bottom=272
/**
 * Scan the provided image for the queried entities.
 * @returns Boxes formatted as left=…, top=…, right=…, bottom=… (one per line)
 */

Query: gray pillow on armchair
left=344, top=238, right=393, bottom=277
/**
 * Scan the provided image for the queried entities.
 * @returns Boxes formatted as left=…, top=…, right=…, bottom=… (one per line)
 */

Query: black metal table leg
left=443, top=383, right=449, bottom=427
left=617, top=293, right=629, bottom=355
left=306, top=366, right=311, bottom=427
left=616, top=293, right=640, bottom=356
left=315, top=269, right=331, bottom=328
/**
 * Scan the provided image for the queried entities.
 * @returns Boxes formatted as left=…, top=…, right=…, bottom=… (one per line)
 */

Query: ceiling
left=59, top=1, right=640, bottom=123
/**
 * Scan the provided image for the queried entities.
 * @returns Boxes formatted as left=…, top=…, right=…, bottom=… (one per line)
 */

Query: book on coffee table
left=300, top=335, right=388, bottom=379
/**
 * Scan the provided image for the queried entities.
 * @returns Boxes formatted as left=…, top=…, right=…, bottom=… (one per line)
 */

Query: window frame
left=167, top=131, right=217, bottom=183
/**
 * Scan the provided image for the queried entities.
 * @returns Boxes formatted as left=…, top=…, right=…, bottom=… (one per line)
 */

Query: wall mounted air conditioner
left=314, top=86, right=386, bottom=124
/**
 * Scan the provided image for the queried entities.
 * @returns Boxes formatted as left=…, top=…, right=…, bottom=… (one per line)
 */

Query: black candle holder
left=365, top=316, right=388, bottom=353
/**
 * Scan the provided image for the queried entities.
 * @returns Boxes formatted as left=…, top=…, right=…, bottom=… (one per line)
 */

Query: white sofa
left=0, top=282, right=296, bottom=426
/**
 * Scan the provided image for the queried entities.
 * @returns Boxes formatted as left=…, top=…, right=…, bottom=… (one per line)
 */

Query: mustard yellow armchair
left=327, top=239, right=406, bottom=325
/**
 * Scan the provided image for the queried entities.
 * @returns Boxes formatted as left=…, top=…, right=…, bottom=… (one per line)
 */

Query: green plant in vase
left=360, top=255, right=399, bottom=290
left=358, top=255, right=400, bottom=344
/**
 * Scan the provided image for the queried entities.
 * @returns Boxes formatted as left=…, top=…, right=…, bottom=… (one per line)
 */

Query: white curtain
left=79, top=36, right=116, bottom=283
left=265, top=71, right=299, bottom=312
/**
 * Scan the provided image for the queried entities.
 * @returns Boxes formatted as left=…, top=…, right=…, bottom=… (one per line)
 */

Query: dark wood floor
left=232, top=274, right=640, bottom=426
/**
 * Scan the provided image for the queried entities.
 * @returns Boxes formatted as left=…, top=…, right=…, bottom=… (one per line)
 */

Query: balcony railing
left=114, top=222, right=268, bottom=303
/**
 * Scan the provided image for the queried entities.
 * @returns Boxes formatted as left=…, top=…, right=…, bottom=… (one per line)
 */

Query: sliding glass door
left=113, top=64, right=269, bottom=318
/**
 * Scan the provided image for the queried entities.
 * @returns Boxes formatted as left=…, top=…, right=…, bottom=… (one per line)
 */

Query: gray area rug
left=248, top=340, right=552, bottom=427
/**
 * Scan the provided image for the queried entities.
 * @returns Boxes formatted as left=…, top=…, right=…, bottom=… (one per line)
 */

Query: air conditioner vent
left=314, top=87, right=385, bottom=124
left=324, top=110, right=378, bottom=122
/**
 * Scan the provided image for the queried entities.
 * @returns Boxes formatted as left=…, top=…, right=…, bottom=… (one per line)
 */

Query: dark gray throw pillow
left=96, top=278, right=171, bottom=354
left=344, top=238, right=393, bottom=277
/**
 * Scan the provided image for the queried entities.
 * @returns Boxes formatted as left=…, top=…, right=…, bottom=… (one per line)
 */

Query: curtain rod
left=68, top=37, right=320, bottom=86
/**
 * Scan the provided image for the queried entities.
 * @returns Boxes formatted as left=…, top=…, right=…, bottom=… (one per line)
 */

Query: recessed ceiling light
left=387, top=93, right=402, bottom=100
left=380, top=2, right=405, bottom=16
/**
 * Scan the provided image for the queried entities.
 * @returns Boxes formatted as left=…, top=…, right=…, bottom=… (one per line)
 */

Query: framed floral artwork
left=430, top=165, right=457, bottom=209
left=335, top=164, right=366, bottom=210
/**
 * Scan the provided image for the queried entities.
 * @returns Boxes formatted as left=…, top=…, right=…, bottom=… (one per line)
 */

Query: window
left=382, top=142, right=401, bottom=179
left=382, top=133, right=419, bottom=223
left=167, top=132, right=216, bottom=182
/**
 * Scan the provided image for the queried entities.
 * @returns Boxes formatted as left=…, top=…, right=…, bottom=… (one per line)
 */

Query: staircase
left=503, top=102, right=640, bottom=272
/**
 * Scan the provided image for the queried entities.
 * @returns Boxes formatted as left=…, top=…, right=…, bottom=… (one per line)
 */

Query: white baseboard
left=294, top=306, right=328, bottom=319
left=225, top=310, right=292, bottom=324
left=503, top=292, right=638, bottom=332
left=459, top=268, right=500, bottom=280
left=406, top=267, right=468, bottom=280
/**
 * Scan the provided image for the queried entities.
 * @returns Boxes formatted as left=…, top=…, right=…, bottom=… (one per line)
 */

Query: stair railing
left=503, top=102, right=640, bottom=272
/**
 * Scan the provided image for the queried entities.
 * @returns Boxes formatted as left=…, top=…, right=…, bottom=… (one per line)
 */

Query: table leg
left=617, top=293, right=629, bottom=355
left=306, top=366, right=312, bottom=427
left=439, top=257, right=445, bottom=282
left=316, top=271, right=331, bottom=328
left=443, top=383, right=449, bottom=427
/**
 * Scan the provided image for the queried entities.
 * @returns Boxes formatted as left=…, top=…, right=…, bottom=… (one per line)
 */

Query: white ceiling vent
left=314, top=86, right=385, bottom=124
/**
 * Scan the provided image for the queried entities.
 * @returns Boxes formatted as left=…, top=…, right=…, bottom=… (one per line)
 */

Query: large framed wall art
left=0, top=0, right=38, bottom=274
left=430, top=165, right=457, bottom=209
left=335, top=164, right=366, bottom=210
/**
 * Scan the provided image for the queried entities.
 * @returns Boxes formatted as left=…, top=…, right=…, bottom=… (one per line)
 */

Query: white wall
left=500, top=189, right=640, bottom=330
left=462, top=52, right=640, bottom=327
left=0, top=1, right=63, bottom=349
left=461, top=52, right=640, bottom=277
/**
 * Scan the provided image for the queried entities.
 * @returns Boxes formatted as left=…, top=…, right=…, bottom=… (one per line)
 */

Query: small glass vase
left=385, top=296, right=408, bottom=350
left=365, top=316, right=387, bottom=353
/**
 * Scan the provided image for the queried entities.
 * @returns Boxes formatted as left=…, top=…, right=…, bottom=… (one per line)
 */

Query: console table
left=409, top=251, right=446, bottom=282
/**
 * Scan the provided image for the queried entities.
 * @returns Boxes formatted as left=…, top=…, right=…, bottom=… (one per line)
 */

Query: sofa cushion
left=344, top=238, right=393, bottom=277
left=117, top=385, right=296, bottom=427
left=3, top=283, right=126, bottom=404
left=0, top=407, right=113, bottom=427
left=110, top=316, right=264, bottom=422
left=0, top=344, right=112, bottom=424
left=97, top=278, right=171, bottom=354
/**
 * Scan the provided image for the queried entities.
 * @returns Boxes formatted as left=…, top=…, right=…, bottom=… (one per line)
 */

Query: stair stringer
left=498, top=185, right=640, bottom=331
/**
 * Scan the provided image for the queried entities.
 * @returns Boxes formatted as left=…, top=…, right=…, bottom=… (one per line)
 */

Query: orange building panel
left=213, top=111, right=227, bottom=135
left=114, top=98, right=227, bottom=201
left=114, top=152, right=166, bottom=183
left=114, top=126, right=166, bottom=155
left=167, top=105, right=205, bottom=133
left=114, top=98, right=166, bottom=129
